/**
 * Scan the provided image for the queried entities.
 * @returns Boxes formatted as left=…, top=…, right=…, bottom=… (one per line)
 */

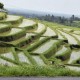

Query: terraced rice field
left=17, top=52, right=31, bottom=64
left=32, top=39, right=58, bottom=54
left=0, top=11, right=80, bottom=73
left=58, top=30, right=78, bottom=45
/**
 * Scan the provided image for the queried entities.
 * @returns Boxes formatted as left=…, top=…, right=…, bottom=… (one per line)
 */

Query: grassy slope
left=0, top=65, right=80, bottom=77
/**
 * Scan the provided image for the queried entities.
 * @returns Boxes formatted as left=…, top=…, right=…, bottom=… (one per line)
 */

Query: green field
left=0, top=12, right=80, bottom=76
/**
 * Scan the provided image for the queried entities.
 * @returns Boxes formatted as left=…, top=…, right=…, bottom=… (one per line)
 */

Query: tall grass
left=0, top=65, right=80, bottom=76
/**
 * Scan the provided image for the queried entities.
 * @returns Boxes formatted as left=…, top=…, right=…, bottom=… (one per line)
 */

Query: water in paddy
left=25, top=33, right=36, bottom=39
left=58, top=30, right=78, bottom=45
left=55, top=46, right=67, bottom=55
left=67, top=66, right=80, bottom=72
left=4, top=15, right=21, bottom=21
left=29, top=37, right=46, bottom=46
left=43, top=27, right=56, bottom=37
left=0, top=24, right=8, bottom=29
left=73, top=30, right=80, bottom=35
left=39, top=37, right=46, bottom=40
left=62, top=28, right=73, bottom=32
left=1, top=52, right=14, bottom=60
left=34, top=23, right=45, bottom=33
left=32, top=55, right=45, bottom=66
left=72, top=34, right=80, bottom=41
left=18, top=52, right=31, bottom=64
left=57, top=32, right=65, bottom=40
left=32, top=40, right=57, bottom=54
left=0, top=58, right=15, bottom=66
left=0, top=28, right=22, bottom=36
left=18, top=19, right=35, bottom=28
left=9, top=32, right=33, bottom=45
left=68, top=50, right=80, bottom=64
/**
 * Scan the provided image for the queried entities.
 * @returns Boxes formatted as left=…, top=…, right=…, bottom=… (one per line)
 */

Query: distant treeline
left=1, top=2, right=80, bottom=27
left=36, top=14, right=80, bottom=27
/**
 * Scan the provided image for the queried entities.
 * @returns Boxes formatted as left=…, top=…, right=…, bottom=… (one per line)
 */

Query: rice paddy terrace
left=0, top=11, right=80, bottom=72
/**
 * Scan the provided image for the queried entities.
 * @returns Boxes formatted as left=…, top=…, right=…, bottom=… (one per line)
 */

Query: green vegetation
left=0, top=15, right=23, bottom=25
left=0, top=65, right=80, bottom=77
left=18, top=19, right=38, bottom=31
left=0, top=8, right=80, bottom=76
left=0, top=28, right=26, bottom=42
left=0, top=12, right=7, bottom=20
left=0, top=23, right=11, bottom=33
left=0, top=3, right=4, bottom=9
left=36, top=14, right=80, bottom=27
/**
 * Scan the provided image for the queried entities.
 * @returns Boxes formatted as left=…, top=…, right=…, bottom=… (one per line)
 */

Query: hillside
left=0, top=11, right=80, bottom=76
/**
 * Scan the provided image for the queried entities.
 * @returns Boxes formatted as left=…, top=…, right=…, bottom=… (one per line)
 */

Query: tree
left=0, top=3, right=4, bottom=9
left=51, top=15, right=54, bottom=21
left=71, top=15, right=75, bottom=20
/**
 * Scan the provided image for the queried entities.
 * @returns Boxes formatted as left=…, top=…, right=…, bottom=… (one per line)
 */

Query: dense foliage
left=0, top=3, right=4, bottom=9
left=37, top=14, right=80, bottom=27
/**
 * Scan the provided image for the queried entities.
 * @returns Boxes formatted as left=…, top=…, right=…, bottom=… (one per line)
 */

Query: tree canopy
left=0, top=3, right=4, bottom=9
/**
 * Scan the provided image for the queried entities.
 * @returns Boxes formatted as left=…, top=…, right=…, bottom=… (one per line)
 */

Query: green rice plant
left=68, top=49, right=80, bottom=64
left=0, top=15, right=23, bottom=25
left=0, top=28, right=26, bottom=42
left=73, top=59, right=80, bottom=64
left=65, top=31, right=80, bottom=45
left=55, top=29, right=68, bottom=42
left=11, top=47, right=19, bottom=62
left=55, top=46, right=71, bottom=61
left=18, top=19, right=38, bottom=30
left=42, top=27, right=58, bottom=38
left=43, top=44, right=57, bottom=58
left=55, top=39, right=64, bottom=48
left=0, top=12, right=7, bottom=20
left=43, top=40, right=64, bottom=58
left=0, top=23, right=11, bottom=33
left=12, top=36, right=32, bottom=47
left=0, top=26, right=11, bottom=33
left=73, top=30, right=80, bottom=35
left=48, top=57, right=62, bottom=65
left=0, top=41, right=14, bottom=47
left=27, top=37, right=51, bottom=51
left=33, top=23, right=47, bottom=37
left=13, top=36, right=40, bottom=51
left=69, top=34, right=80, bottom=46
left=40, top=54, right=50, bottom=65
left=37, top=26, right=47, bottom=36
left=0, top=47, right=11, bottom=53
left=21, top=23, right=38, bottom=31
left=65, top=64, right=80, bottom=67
left=23, top=51, right=37, bottom=65
left=0, top=55, right=22, bottom=65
